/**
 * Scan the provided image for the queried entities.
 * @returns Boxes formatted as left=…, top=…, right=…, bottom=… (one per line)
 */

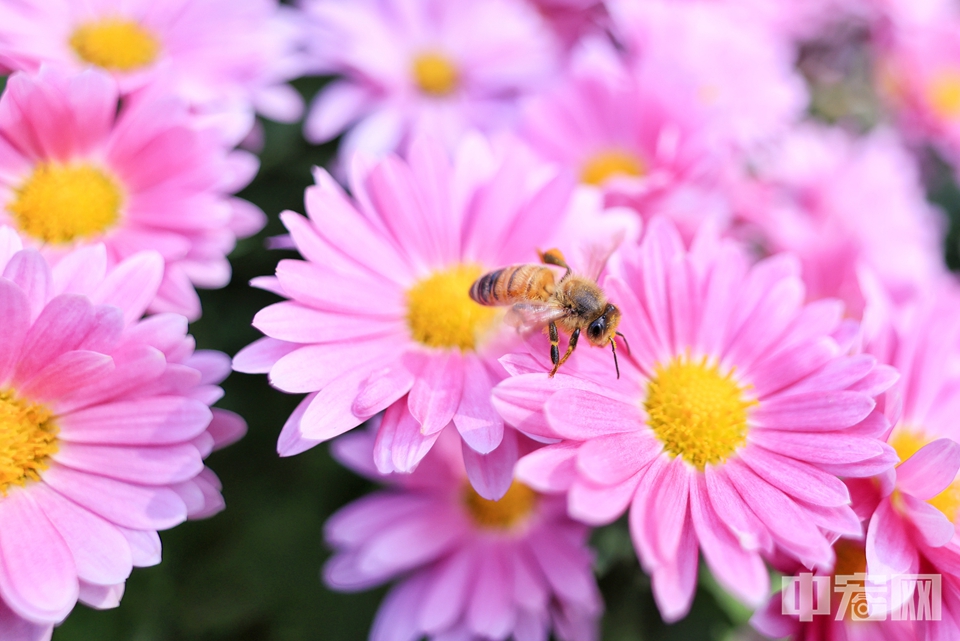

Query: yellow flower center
left=0, top=391, right=57, bottom=495
left=412, top=52, right=459, bottom=96
left=645, top=356, right=755, bottom=470
left=69, top=18, right=160, bottom=71
left=405, top=264, right=500, bottom=351
left=8, top=162, right=123, bottom=244
left=463, top=481, right=538, bottom=530
left=928, top=69, right=960, bottom=119
left=891, top=427, right=960, bottom=522
left=580, top=150, right=646, bottom=186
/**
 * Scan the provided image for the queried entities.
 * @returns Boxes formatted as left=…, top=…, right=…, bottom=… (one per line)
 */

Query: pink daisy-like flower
left=299, top=0, right=560, bottom=157
left=493, top=217, right=899, bottom=621
left=875, top=16, right=960, bottom=171
left=0, top=67, right=266, bottom=321
left=324, top=427, right=602, bottom=641
left=0, top=227, right=244, bottom=640
left=607, top=0, right=808, bottom=149
left=524, top=0, right=608, bottom=50
left=233, top=135, right=633, bottom=498
left=735, top=124, right=946, bottom=318
left=0, top=0, right=304, bottom=145
left=520, top=37, right=732, bottom=239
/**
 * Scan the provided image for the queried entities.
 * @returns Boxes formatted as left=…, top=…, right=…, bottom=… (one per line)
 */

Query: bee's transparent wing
left=505, top=302, right=570, bottom=331
left=580, top=230, right=625, bottom=281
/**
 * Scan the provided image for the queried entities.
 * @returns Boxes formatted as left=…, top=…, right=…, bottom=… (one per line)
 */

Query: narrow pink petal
left=703, top=466, right=772, bottom=553
left=800, top=502, right=863, bottom=538
left=739, top=445, right=851, bottom=507
left=543, top=389, right=641, bottom=440
left=14, top=295, right=96, bottom=384
left=568, top=474, right=641, bottom=526
left=745, top=338, right=838, bottom=399
left=58, top=397, right=212, bottom=446
left=576, top=431, right=661, bottom=485
left=304, top=80, right=372, bottom=142
left=648, top=457, right=691, bottom=565
left=748, top=430, right=886, bottom=464
left=31, top=484, right=132, bottom=587
left=526, top=534, right=597, bottom=605
left=512, top=547, right=549, bottom=612
left=356, top=512, right=466, bottom=578
left=752, top=391, right=875, bottom=429
left=749, top=595, right=798, bottom=639
left=0, top=598, right=53, bottom=641
left=409, top=352, right=464, bottom=438
left=778, top=354, right=875, bottom=396
left=91, top=251, right=163, bottom=325
left=276, top=393, right=321, bottom=457
left=353, top=362, right=416, bottom=418
left=0, top=278, right=29, bottom=385
left=370, top=575, right=429, bottom=641
left=899, top=494, right=956, bottom=548
left=462, top=427, right=517, bottom=500
left=2, top=250, right=51, bottom=322
left=77, top=582, right=124, bottom=610
left=453, top=357, right=504, bottom=454
left=466, top=546, right=516, bottom=639
left=515, top=443, right=579, bottom=493
left=689, top=475, right=768, bottom=607
left=116, top=528, right=161, bottom=568
left=232, top=337, right=298, bottom=374
left=254, top=301, right=395, bottom=344
left=649, top=522, right=698, bottom=623
left=207, top=409, right=247, bottom=451
left=0, top=490, right=77, bottom=623
left=54, top=443, right=203, bottom=485
left=325, top=494, right=433, bottom=548
left=51, top=246, right=107, bottom=297
left=376, top=401, right=442, bottom=474
left=724, top=277, right=803, bottom=373
left=42, top=465, right=187, bottom=531
left=866, top=498, right=919, bottom=579
left=18, top=351, right=114, bottom=404
left=896, top=439, right=960, bottom=500
left=269, top=338, right=395, bottom=393
left=329, top=429, right=380, bottom=480
left=297, top=367, right=381, bottom=445
left=417, top=551, right=475, bottom=635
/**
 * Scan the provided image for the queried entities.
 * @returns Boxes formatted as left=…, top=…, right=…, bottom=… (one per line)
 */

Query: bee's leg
left=551, top=327, right=580, bottom=377
left=538, top=248, right=572, bottom=279
left=548, top=322, right=561, bottom=377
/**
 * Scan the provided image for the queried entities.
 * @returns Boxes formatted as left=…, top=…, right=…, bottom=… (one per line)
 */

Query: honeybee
left=469, top=248, right=628, bottom=378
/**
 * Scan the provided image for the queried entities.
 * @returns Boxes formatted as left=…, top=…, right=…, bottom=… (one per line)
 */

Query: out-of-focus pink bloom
left=234, top=135, right=634, bottom=499
left=0, top=228, right=244, bottom=640
left=875, top=17, right=960, bottom=171
left=324, top=427, right=602, bottom=641
left=0, top=68, right=266, bottom=320
left=607, top=0, right=808, bottom=149
left=524, top=0, right=608, bottom=50
left=520, top=37, right=732, bottom=239
left=0, top=0, right=304, bottom=145
left=299, top=0, right=560, bottom=157
left=735, top=124, right=946, bottom=318
left=494, top=217, right=898, bottom=622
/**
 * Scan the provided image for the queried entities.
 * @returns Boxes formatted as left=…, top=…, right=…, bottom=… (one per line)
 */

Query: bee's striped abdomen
left=469, top=265, right=554, bottom=306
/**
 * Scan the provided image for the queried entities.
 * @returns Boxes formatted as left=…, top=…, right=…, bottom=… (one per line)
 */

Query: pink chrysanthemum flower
left=876, top=16, right=960, bottom=171
left=0, top=0, right=304, bottom=145
left=234, top=135, right=633, bottom=498
left=606, top=0, right=808, bottom=148
left=0, top=228, right=244, bottom=641
left=520, top=37, right=732, bottom=239
left=0, top=67, right=266, bottom=320
left=299, top=0, right=560, bottom=157
left=524, top=0, right=608, bottom=50
left=323, top=427, right=602, bottom=641
left=735, top=124, right=946, bottom=318
left=493, top=217, right=899, bottom=621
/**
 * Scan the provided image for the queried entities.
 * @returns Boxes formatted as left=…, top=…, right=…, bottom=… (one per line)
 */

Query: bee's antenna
left=610, top=337, right=620, bottom=380
left=616, top=331, right=631, bottom=355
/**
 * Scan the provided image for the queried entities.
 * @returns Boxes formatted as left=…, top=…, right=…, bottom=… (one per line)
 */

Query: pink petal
left=0, top=278, right=29, bottom=385
left=752, top=391, right=875, bottom=429
left=0, top=598, right=53, bottom=641
left=353, top=361, right=416, bottom=418
left=59, top=397, right=212, bottom=446
left=739, top=445, right=850, bottom=507
left=462, top=427, right=518, bottom=500
left=409, top=352, right=465, bottom=439
left=14, top=295, right=96, bottom=383
left=866, top=498, right=919, bottom=579
left=304, top=80, right=373, bottom=143
left=276, top=393, right=321, bottom=457
left=703, top=466, right=772, bottom=553
left=526, top=534, right=597, bottom=605
left=543, top=389, right=641, bottom=440
left=2, top=250, right=51, bottom=322
left=0, top=490, right=77, bottom=623
left=647, top=457, right=691, bottom=565
left=417, top=551, right=475, bottom=635
left=453, top=357, right=504, bottom=454
left=116, top=528, right=161, bottom=568
left=269, top=339, right=394, bottom=393
left=466, top=546, right=516, bottom=639
left=568, top=474, right=641, bottom=526
left=254, top=301, right=394, bottom=343
left=91, top=251, right=164, bottom=325
left=370, top=574, right=428, bottom=641
left=649, top=521, right=698, bottom=623
left=77, top=582, right=124, bottom=610
left=899, top=494, right=956, bottom=548
left=376, top=401, right=442, bottom=474
left=207, top=409, right=247, bottom=451
left=232, top=337, right=298, bottom=374
left=54, top=442, right=203, bottom=485
left=576, top=431, right=661, bottom=485
left=896, top=439, right=960, bottom=500
left=515, top=443, right=579, bottom=493
left=748, top=430, right=886, bottom=465
left=18, top=351, right=114, bottom=404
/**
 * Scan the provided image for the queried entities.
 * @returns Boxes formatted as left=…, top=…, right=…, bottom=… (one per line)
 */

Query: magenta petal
left=896, top=439, right=960, bottom=500
left=18, top=351, right=114, bottom=404
left=54, top=442, right=203, bottom=485
left=14, top=294, right=95, bottom=384
left=377, top=401, right=442, bottom=474
left=42, top=465, right=187, bottom=531
left=232, top=337, right=298, bottom=374
left=31, top=484, right=132, bottom=587
left=0, top=598, right=53, bottom=641
left=90, top=251, right=163, bottom=325
left=417, top=551, right=475, bottom=635
left=739, top=445, right=850, bottom=507
left=576, top=431, right=661, bottom=485
left=466, top=545, right=516, bottom=639
left=59, top=397, right=212, bottom=446
left=453, top=357, right=504, bottom=453
left=514, top=443, right=579, bottom=493
left=276, top=393, right=321, bottom=457
left=568, top=474, right=640, bottom=526
left=0, top=490, right=78, bottom=624
left=0, top=278, right=29, bottom=385
left=356, top=512, right=465, bottom=578
left=526, top=533, right=597, bottom=606
left=866, top=498, right=919, bottom=579
left=703, top=466, right=772, bottom=553
left=353, top=362, right=415, bottom=418
left=649, top=522, right=698, bottom=623
left=899, top=494, right=956, bottom=548
left=370, top=574, right=428, bottom=641
left=2, top=250, right=51, bottom=322
left=117, top=528, right=161, bottom=568
left=648, top=458, right=691, bottom=565
left=690, top=475, right=768, bottom=607
left=77, top=582, right=124, bottom=610
left=409, top=352, right=464, bottom=438
left=543, top=389, right=641, bottom=440
left=752, top=391, right=875, bottom=429
left=462, top=427, right=517, bottom=500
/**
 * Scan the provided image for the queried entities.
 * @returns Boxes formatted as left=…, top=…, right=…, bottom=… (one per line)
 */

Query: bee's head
left=586, top=303, right=621, bottom=347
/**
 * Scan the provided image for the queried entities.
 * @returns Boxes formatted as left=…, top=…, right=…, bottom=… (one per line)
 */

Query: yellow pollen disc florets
left=412, top=52, right=459, bottom=96
left=0, top=391, right=58, bottom=495
left=928, top=69, right=960, bottom=119
left=405, top=264, right=500, bottom=352
left=69, top=18, right=160, bottom=71
left=580, top=150, right=646, bottom=186
left=644, top=356, right=756, bottom=470
left=891, top=427, right=960, bottom=522
left=9, top=162, right=123, bottom=244
left=463, top=481, right=538, bottom=530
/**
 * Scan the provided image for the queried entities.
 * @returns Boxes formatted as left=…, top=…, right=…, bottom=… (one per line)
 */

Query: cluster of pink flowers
left=0, top=0, right=303, bottom=637
left=6, top=0, right=960, bottom=638
left=237, top=0, right=960, bottom=640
